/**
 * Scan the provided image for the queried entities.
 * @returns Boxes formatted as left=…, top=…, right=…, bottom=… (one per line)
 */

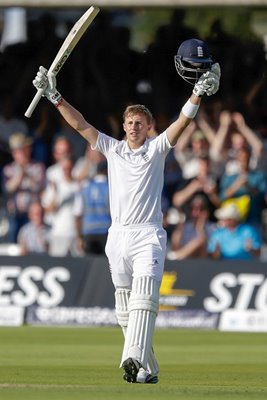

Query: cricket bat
left=25, top=5, right=100, bottom=118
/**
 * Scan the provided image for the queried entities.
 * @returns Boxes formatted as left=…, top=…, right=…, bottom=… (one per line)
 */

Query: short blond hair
left=123, top=104, right=153, bottom=124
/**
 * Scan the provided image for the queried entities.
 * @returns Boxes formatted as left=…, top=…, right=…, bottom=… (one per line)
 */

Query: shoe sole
left=122, top=358, right=140, bottom=383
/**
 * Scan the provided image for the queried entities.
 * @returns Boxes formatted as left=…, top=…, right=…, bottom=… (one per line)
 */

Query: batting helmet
left=174, top=38, right=213, bottom=85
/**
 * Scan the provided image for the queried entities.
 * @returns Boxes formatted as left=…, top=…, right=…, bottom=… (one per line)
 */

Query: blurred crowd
left=0, top=8, right=266, bottom=260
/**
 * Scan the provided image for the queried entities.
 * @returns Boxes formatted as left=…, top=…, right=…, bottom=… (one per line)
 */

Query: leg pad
left=121, top=276, right=160, bottom=369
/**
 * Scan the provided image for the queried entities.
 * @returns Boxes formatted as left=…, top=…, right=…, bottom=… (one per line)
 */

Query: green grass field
left=0, top=326, right=266, bottom=400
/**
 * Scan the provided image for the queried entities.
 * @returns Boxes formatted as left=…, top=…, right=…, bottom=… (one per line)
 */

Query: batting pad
left=115, top=287, right=160, bottom=375
left=120, top=276, right=160, bottom=370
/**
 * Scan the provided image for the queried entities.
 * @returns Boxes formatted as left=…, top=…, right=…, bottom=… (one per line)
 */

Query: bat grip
left=24, top=87, right=45, bottom=118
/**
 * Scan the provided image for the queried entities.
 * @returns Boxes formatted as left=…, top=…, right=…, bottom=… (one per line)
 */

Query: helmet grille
left=174, top=55, right=212, bottom=85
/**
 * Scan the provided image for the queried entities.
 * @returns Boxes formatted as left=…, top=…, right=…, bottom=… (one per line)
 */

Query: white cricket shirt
left=93, top=131, right=173, bottom=226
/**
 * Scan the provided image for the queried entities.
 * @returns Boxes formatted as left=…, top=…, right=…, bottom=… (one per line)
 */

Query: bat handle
left=24, top=87, right=45, bottom=118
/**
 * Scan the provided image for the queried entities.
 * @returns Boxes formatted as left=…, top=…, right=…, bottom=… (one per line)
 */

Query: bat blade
left=25, top=5, right=99, bottom=118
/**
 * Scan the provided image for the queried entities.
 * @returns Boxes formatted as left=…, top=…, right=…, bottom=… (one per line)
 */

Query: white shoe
left=136, top=368, right=158, bottom=384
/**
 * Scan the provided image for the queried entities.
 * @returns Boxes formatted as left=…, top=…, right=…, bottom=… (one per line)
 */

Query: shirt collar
left=124, top=139, right=148, bottom=155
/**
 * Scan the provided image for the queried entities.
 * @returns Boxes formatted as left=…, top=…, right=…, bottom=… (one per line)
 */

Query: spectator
left=210, top=110, right=263, bottom=174
left=74, top=160, right=111, bottom=255
left=219, top=147, right=267, bottom=230
left=167, top=194, right=216, bottom=260
left=172, top=155, right=221, bottom=222
left=2, top=132, right=46, bottom=241
left=42, top=136, right=73, bottom=226
left=17, top=201, right=49, bottom=255
left=174, top=122, right=212, bottom=180
left=44, top=155, right=80, bottom=257
left=208, top=203, right=262, bottom=259
left=45, top=136, right=73, bottom=184
left=73, top=144, right=106, bottom=183
left=55, top=115, right=86, bottom=160
left=198, top=108, right=230, bottom=177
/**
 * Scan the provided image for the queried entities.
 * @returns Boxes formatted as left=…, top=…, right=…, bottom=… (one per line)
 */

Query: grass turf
left=0, top=326, right=266, bottom=399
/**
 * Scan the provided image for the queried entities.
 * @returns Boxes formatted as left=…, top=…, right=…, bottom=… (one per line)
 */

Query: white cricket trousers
left=105, top=223, right=167, bottom=288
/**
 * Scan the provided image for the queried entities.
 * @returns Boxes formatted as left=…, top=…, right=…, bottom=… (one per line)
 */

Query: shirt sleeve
left=153, top=131, right=174, bottom=155
left=92, top=132, right=119, bottom=157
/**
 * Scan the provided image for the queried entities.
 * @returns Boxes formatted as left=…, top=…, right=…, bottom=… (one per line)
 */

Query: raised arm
left=197, top=111, right=216, bottom=144
left=56, top=99, right=99, bottom=147
left=167, top=94, right=201, bottom=146
left=167, top=63, right=221, bottom=146
left=232, top=112, right=263, bottom=158
left=32, top=66, right=99, bottom=147
left=209, top=110, right=232, bottom=161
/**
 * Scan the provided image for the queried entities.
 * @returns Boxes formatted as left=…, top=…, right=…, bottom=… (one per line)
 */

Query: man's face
left=219, top=218, right=238, bottom=229
left=12, top=145, right=32, bottom=166
left=192, top=138, right=209, bottom=154
left=53, top=140, right=71, bottom=162
left=123, top=113, right=151, bottom=149
left=29, top=203, right=44, bottom=226
left=231, top=133, right=245, bottom=151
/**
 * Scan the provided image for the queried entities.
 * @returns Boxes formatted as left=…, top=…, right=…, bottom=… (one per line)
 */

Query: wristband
left=181, top=99, right=199, bottom=119
left=55, top=96, right=64, bottom=108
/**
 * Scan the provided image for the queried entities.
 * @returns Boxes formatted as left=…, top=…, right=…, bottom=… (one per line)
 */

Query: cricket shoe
left=122, top=358, right=141, bottom=383
left=136, top=368, right=159, bottom=384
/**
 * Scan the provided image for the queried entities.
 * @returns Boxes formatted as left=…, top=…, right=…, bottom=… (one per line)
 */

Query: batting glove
left=33, top=66, right=63, bottom=106
left=193, top=74, right=211, bottom=97
left=193, top=63, right=221, bottom=97
left=205, top=63, right=221, bottom=96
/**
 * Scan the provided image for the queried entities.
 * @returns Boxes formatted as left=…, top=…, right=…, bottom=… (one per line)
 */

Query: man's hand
left=33, top=66, right=63, bottom=106
left=193, top=63, right=221, bottom=97
left=193, top=74, right=211, bottom=97
left=212, top=243, right=221, bottom=259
